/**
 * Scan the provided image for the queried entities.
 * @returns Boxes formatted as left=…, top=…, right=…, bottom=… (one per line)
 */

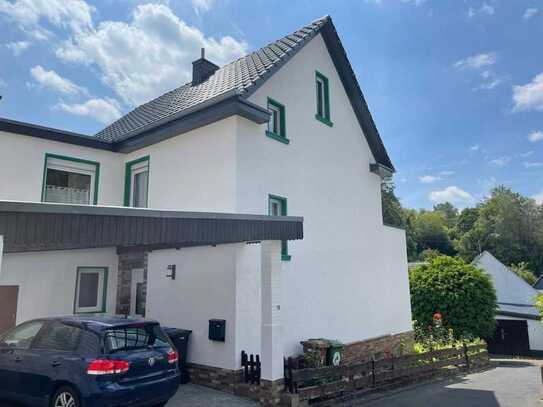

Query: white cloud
left=0, top=77, right=6, bottom=88
left=489, top=156, right=511, bottom=167
left=192, top=0, right=215, bottom=14
left=520, top=151, right=534, bottom=158
left=469, top=144, right=480, bottom=151
left=468, top=2, right=495, bottom=18
left=528, top=130, right=543, bottom=143
left=55, top=98, right=122, bottom=124
left=439, top=170, right=455, bottom=176
left=523, top=162, right=543, bottom=168
left=454, top=53, right=496, bottom=70
left=534, top=191, right=543, bottom=205
left=30, top=65, right=86, bottom=95
left=513, top=73, right=543, bottom=112
left=0, top=0, right=94, bottom=38
left=56, top=3, right=247, bottom=107
left=523, top=8, right=538, bottom=19
left=5, top=40, right=31, bottom=55
left=419, top=175, right=442, bottom=184
left=429, top=186, right=474, bottom=206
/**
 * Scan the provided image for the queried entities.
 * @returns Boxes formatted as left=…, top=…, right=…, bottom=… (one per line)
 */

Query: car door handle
left=51, top=360, right=62, bottom=367
left=14, top=356, right=22, bottom=363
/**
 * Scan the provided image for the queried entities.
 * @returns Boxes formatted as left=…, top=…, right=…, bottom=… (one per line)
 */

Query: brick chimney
left=192, top=48, right=219, bottom=86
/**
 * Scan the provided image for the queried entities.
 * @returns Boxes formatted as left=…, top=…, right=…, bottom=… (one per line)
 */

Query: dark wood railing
left=241, top=351, right=261, bottom=385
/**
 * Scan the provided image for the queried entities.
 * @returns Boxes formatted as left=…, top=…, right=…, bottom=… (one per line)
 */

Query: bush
left=409, top=256, right=497, bottom=339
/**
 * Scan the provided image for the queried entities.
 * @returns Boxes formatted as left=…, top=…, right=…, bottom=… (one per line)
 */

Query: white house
left=473, top=251, right=543, bottom=356
left=0, top=16, right=412, bottom=401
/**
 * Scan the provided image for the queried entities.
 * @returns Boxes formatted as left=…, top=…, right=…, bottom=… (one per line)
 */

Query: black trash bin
left=163, top=327, right=192, bottom=384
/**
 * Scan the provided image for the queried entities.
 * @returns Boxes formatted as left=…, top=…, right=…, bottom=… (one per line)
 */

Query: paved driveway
left=166, top=384, right=258, bottom=406
left=348, top=359, right=543, bottom=407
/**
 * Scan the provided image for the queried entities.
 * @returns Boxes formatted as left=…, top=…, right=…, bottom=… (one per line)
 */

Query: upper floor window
left=265, top=97, right=289, bottom=145
left=315, top=71, right=333, bottom=127
left=124, top=156, right=150, bottom=208
left=268, top=194, right=291, bottom=261
left=42, top=153, right=100, bottom=205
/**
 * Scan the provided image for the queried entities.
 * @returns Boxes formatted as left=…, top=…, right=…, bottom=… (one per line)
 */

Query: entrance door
left=0, top=286, right=18, bottom=334
left=487, top=319, right=530, bottom=355
left=130, top=269, right=145, bottom=317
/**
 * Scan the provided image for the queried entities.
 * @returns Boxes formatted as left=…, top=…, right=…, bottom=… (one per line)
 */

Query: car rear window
left=104, top=324, right=170, bottom=353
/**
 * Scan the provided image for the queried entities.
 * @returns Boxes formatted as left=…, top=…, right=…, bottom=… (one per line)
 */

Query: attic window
left=266, top=97, right=289, bottom=144
left=315, top=71, right=333, bottom=127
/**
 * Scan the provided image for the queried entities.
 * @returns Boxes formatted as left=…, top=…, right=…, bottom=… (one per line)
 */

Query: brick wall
left=342, top=331, right=414, bottom=365
left=115, top=251, right=148, bottom=316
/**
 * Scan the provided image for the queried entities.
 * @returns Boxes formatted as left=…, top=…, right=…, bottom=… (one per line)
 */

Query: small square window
left=74, top=267, right=107, bottom=314
left=266, top=98, right=289, bottom=144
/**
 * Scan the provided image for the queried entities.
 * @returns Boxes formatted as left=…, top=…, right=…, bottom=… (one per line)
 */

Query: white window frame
left=130, top=161, right=149, bottom=208
left=44, top=156, right=98, bottom=205
left=74, top=267, right=107, bottom=314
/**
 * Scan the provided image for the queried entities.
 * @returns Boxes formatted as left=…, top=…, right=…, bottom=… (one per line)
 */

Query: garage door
left=0, top=286, right=18, bottom=334
left=487, top=319, right=530, bottom=356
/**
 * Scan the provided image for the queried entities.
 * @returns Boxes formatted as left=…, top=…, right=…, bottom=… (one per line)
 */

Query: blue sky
left=0, top=0, right=542, bottom=209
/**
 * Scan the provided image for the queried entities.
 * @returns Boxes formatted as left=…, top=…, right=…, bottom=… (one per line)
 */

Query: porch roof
left=0, top=201, right=303, bottom=253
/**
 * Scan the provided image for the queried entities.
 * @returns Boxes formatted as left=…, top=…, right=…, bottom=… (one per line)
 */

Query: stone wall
left=115, top=251, right=148, bottom=316
left=342, top=331, right=414, bottom=365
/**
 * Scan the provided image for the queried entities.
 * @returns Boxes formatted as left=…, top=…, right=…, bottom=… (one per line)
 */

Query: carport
left=0, top=201, right=303, bottom=392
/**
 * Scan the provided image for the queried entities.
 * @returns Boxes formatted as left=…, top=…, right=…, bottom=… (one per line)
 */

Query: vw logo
left=148, top=357, right=155, bottom=367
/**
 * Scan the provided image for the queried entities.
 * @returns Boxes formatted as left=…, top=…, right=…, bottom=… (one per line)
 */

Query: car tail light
left=167, top=350, right=178, bottom=364
left=87, top=359, right=130, bottom=375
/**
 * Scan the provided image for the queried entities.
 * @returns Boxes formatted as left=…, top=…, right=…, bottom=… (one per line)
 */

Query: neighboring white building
left=0, top=16, right=412, bottom=393
left=473, top=251, right=543, bottom=356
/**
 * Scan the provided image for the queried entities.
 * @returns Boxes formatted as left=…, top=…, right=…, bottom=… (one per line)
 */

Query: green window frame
left=268, top=194, right=291, bottom=261
left=41, top=153, right=100, bottom=205
left=315, top=70, right=333, bottom=127
left=73, top=266, right=108, bottom=314
left=265, top=97, right=289, bottom=144
left=124, top=156, right=150, bottom=208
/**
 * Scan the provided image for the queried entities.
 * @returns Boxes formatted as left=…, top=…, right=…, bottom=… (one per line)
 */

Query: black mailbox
left=209, top=319, right=226, bottom=342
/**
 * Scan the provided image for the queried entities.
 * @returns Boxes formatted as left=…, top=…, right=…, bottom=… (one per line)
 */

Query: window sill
left=266, top=131, right=290, bottom=145
left=281, top=254, right=292, bottom=261
left=315, top=114, right=334, bottom=127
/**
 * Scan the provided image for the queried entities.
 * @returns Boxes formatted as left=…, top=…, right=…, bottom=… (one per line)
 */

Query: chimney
left=192, top=48, right=219, bottom=86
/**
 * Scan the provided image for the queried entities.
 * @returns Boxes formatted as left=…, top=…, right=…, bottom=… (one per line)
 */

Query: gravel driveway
left=346, top=358, right=543, bottom=407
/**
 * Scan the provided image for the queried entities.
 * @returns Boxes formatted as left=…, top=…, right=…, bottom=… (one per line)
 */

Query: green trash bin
left=326, top=340, right=344, bottom=366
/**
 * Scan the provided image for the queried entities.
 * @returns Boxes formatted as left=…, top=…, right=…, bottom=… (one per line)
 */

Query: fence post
left=463, top=343, right=470, bottom=372
left=371, top=359, right=376, bottom=387
left=242, top=351, right=249, bottom=383
left=250, top=354, right=255, bottom=383
left=256, top=354, right=261, bottom=385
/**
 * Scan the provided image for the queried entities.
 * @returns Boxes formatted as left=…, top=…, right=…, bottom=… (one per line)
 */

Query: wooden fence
left=241, top=351, right=261, bottom=385
left=284, top=343, right=489, bottom=404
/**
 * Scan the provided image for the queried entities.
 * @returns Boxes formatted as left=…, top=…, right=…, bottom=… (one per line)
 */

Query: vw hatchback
left=0, top=316, right=180, bottom=407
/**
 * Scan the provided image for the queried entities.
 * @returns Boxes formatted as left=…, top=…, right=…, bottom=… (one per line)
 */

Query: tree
left=510, top=262, right=537, bottom=286
left=413, top=211, right=455, bottom=256
left=433, top=202, right=458, bottom=229
left=381, top=181, right=403, bottom=227
left=409, top=256, right=497, bottom=339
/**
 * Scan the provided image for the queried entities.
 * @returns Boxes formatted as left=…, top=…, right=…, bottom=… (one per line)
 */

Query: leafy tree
left=433, top=202, right=458, bottom=229
left=510, top=262, right=537, bottom=286
left=410, top=256, right=497, bottom=339
left=381, top=181, right=403, bottom=227
left=413, top=211, right=455, bottom=256
left=419, top=249, right=441, bottom=262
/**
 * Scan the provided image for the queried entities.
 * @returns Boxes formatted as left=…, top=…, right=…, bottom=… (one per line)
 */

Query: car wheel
left=51, top=386, right=81, bottom=407
left=153, top=403, right=167, bottom=407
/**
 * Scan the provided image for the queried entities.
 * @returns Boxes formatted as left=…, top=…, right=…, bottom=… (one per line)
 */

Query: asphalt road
left=350, top=359, right=543, bottom=407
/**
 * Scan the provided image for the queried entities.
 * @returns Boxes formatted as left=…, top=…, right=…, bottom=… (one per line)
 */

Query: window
left=33, top=321, right=82, bottom=352
left=104, top=324, right=171, bottom=353
left=268, top=194, right=291, bottom=261
left=42, top=154, right=100, bottom=205
left=266, top=98, right=289, bottom=144
left=124, top=156, right=150, bottom=208
left=74, top=267, right=108, bottom=314
left=0, top=321, right=44, bottom=349
left=315, top=71, right=333, bottom=127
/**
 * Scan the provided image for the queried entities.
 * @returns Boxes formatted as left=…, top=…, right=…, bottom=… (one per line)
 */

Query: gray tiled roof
left=95, top=16, right=330, bottom=142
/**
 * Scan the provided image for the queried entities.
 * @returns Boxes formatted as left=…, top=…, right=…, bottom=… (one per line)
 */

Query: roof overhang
left=0, top=201, right=303, bottom=254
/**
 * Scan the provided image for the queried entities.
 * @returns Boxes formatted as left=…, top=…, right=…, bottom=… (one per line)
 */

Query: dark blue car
left=0, top=316, right=180, bottom=407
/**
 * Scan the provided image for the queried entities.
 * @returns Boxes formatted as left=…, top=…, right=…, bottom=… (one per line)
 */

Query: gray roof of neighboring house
left=0, top=16, right=395, bottom=170
left=534, top=275, right=543, bottom=290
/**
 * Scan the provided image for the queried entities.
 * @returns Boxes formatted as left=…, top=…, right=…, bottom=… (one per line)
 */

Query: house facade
left=0, top=16, right=412, bottom=401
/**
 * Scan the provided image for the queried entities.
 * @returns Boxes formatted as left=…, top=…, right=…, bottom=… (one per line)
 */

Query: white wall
left=0, top=131, right=123, bottom=205
left=122, top=117, right=238, bottom=212
left=0, top=248, right=118, bottom=324
left=0, top=236, right=3, bottom=275
left=235, top=33, right=412, bottom=356
left=497, top=315, right=543, bottom=351
left=146, top=244, right=241, bottom=369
